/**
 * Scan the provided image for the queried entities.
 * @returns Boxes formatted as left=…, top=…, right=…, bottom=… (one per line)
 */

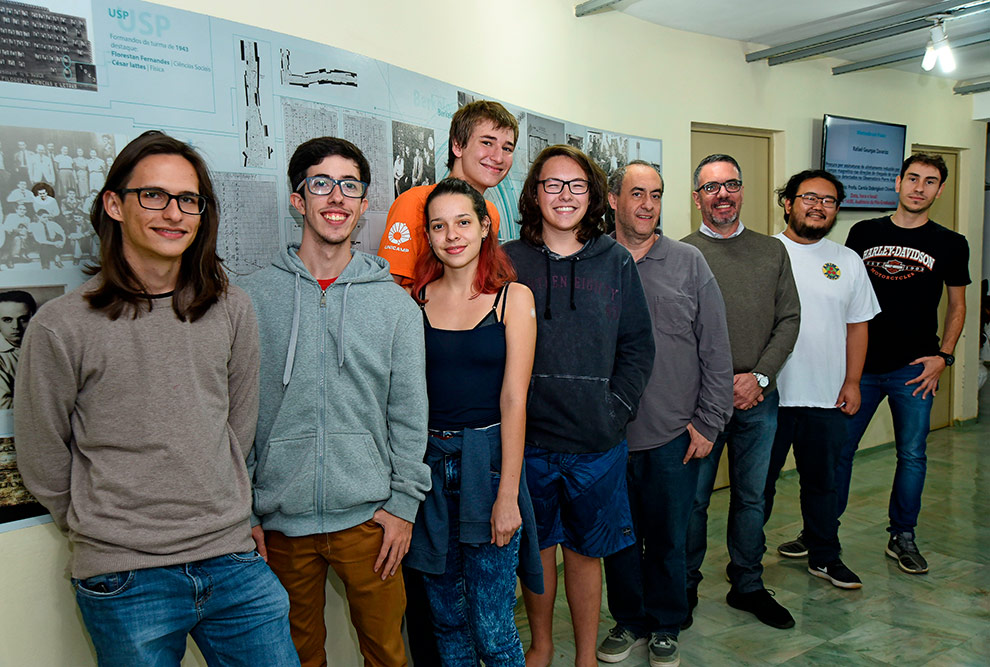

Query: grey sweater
left=14, top=277, right=260, bottom=579
left=681, top=228, right=800, bottom=392
left=625, top=233, right=734, bottom=450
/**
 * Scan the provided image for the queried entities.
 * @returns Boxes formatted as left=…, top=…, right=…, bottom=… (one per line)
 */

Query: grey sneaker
left=597, top=626, right=646, bottom=663
left=777, top=533, right=808, bottom=558
left=648, top=633, right=680, bottom=667
left=885, top=532, right=929, bottom=574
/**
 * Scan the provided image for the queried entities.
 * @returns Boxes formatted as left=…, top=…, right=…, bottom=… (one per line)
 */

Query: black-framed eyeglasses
left=296, top=176, right=368, bottom=199
left=695, top=180, right=742, bottom=195
left=539, top=178, right=590, bottom=195
left=795, top=193, right=838, bottom=209
left=118, top=188, right=208, bottom=215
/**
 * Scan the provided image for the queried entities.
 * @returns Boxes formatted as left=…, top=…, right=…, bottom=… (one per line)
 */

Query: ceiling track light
left=924, top=17, right=956, bottom=73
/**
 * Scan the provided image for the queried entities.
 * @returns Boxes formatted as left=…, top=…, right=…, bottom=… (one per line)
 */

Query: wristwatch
left=936, top=351, right=955, bottom=366
left=752, top=372, right=769, bottom=388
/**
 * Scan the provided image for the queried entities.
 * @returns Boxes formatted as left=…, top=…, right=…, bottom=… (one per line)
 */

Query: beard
left=789, top=214, right=834, bottom=241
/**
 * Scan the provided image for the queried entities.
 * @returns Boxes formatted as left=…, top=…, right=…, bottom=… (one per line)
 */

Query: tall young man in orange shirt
left=378, top=100, right=518, bottom=286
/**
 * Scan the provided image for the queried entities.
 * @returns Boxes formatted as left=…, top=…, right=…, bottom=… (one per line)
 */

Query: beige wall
left=1, top=1, right=985, bottom=664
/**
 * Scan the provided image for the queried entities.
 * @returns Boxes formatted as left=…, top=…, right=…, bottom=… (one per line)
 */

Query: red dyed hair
left=411, top=178, right=516, bottom=303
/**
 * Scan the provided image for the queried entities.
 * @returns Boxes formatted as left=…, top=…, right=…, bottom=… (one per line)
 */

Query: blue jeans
left=422, top=458, right=525, bottom=666
left=73, top=551, right=298, bottom=667
left=686, top=390, right=778, bottom=594
left=603, top=431, right=698, bottom=637
left=835, top=364, right=932, bottom=535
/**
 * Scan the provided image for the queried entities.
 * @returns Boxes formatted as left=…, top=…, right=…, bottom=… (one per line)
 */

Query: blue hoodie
left=240, top=245, right=430, bottom=536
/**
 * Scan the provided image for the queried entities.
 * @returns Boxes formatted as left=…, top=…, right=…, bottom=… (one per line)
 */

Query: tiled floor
left=515, top=381, right=990, bottom=665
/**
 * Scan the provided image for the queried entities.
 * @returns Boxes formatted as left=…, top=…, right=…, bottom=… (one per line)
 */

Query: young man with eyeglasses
left=681, top=154, right=800, bottom=630
left=14, top=130, right=299, bottom=666
left=762, top=169, right=880, bottom=591
left=240, top=137, right=429, bottom=667
left=837, top=154, right=969, bottom=575
left=378, top=100, right=518, bottom=286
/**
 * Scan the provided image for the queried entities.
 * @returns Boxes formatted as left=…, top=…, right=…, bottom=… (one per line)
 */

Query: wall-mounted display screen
left=821, top=114, right=907, bottom=210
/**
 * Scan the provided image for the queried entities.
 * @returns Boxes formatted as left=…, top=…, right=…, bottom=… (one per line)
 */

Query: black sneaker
left=680, top=587, right=698, bottom=630
left=885, top=532, right=929, bottom=574
left=777, top=533, right=808, bottom=558
left=808, top=560, right=863, bottom=589
left=726, top=588, right=795, bottom=629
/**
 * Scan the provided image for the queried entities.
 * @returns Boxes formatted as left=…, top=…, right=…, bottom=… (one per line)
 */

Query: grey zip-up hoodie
left=240, top=245, right=430, bottom=536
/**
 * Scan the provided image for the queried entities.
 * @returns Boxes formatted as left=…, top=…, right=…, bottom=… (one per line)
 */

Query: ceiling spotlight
left=922, top=42, right=937, bottom=71
left=925, top=19, right=956, bottom=73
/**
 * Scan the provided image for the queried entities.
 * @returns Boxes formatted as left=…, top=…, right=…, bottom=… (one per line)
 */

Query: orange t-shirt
left=378, top=184, right=501, bottom=287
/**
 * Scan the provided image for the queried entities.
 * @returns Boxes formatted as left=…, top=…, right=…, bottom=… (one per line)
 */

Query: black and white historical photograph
left=0, top=284, right=64, bottom=418
left=391, top=120, right=436, bottom=197
left=1, top=126, right=109, bottom=274
left=586, top=130, right=630, bottom=179
left=0, top=0, right=98, bottom=91
left=525, top=113, right=565, bottom=165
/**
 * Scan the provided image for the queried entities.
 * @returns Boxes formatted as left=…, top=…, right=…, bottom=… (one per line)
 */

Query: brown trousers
left=266, top=521, right=408, bottom=667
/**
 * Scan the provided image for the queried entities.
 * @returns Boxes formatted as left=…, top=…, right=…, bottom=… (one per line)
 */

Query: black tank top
left=422, top=284, right=509, bottom=430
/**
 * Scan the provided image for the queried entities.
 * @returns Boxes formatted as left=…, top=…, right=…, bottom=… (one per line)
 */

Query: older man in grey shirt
left=598, top=161, right=733, bottom=667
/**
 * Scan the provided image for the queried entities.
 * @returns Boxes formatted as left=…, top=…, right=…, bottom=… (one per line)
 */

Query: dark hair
left=288, top=137, right=371, bottom=194
left=517, top=144, right=607, bottom=246
left=412, top=178, right=516, bottom=301
left=693, top=154, right=742, bottom=189
left=0, top=290, right=38, bottom=315
left=900, top=153, right=948, bottom=185
left=31, top=182, right=54, bottom=197
left=447, top=100, right=519, bottom=170
left=775, top=169, right=846, bottom=220
left=608, top=160, right=664, bottom=196
left=85, top=130, right=226, bottom=322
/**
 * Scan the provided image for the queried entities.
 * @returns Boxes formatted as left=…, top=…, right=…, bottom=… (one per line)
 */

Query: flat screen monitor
left=821, top=114, right=907, bottom=210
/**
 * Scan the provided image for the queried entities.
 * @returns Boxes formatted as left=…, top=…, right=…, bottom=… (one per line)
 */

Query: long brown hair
left=517, top=144, right=606, bottom=246
left=85, top=130, right=227, bottom=322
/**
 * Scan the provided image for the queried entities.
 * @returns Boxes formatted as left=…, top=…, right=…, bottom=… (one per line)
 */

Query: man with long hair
left=14, top=130, right=298, bottom=666
left=241, top=137, right=429, bottom=667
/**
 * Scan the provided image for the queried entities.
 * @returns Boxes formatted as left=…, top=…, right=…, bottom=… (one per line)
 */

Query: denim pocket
left=225, top=549, right=263, bottom=563
left=72, top=570, right=134, bottom=598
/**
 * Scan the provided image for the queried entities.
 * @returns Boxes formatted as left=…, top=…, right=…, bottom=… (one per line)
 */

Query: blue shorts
left=524, top=441, right=635, bottom=558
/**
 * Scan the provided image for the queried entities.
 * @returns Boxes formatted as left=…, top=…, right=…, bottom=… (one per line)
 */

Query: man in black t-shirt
left=837, top=153, right=969, bottom=576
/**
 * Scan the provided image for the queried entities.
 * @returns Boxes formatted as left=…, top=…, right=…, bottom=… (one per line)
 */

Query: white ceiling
left=601, top=0, right=990, bottom=84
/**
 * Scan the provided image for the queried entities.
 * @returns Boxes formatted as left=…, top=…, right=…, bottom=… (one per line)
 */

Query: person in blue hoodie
left=240, top=137, right=430, bottom=667
left=503, top=145, right=654, bottom=667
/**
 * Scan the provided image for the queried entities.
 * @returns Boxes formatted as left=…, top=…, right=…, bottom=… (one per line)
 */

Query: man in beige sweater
left=14, top=130, right=298, bottom=667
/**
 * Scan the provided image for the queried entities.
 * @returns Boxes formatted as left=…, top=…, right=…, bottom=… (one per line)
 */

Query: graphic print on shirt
left=860, top=244, right=935, bottom=281
left=383, top=222, right=411, bottom=253
left=822, top=263, right=840, bottom=280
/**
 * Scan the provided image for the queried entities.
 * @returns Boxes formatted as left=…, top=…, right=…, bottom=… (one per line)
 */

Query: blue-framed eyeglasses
left=296, top=176, right=368, bottom=198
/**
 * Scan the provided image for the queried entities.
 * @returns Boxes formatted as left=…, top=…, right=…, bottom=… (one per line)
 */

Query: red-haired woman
left=405, top=177, right=541, bottom=665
